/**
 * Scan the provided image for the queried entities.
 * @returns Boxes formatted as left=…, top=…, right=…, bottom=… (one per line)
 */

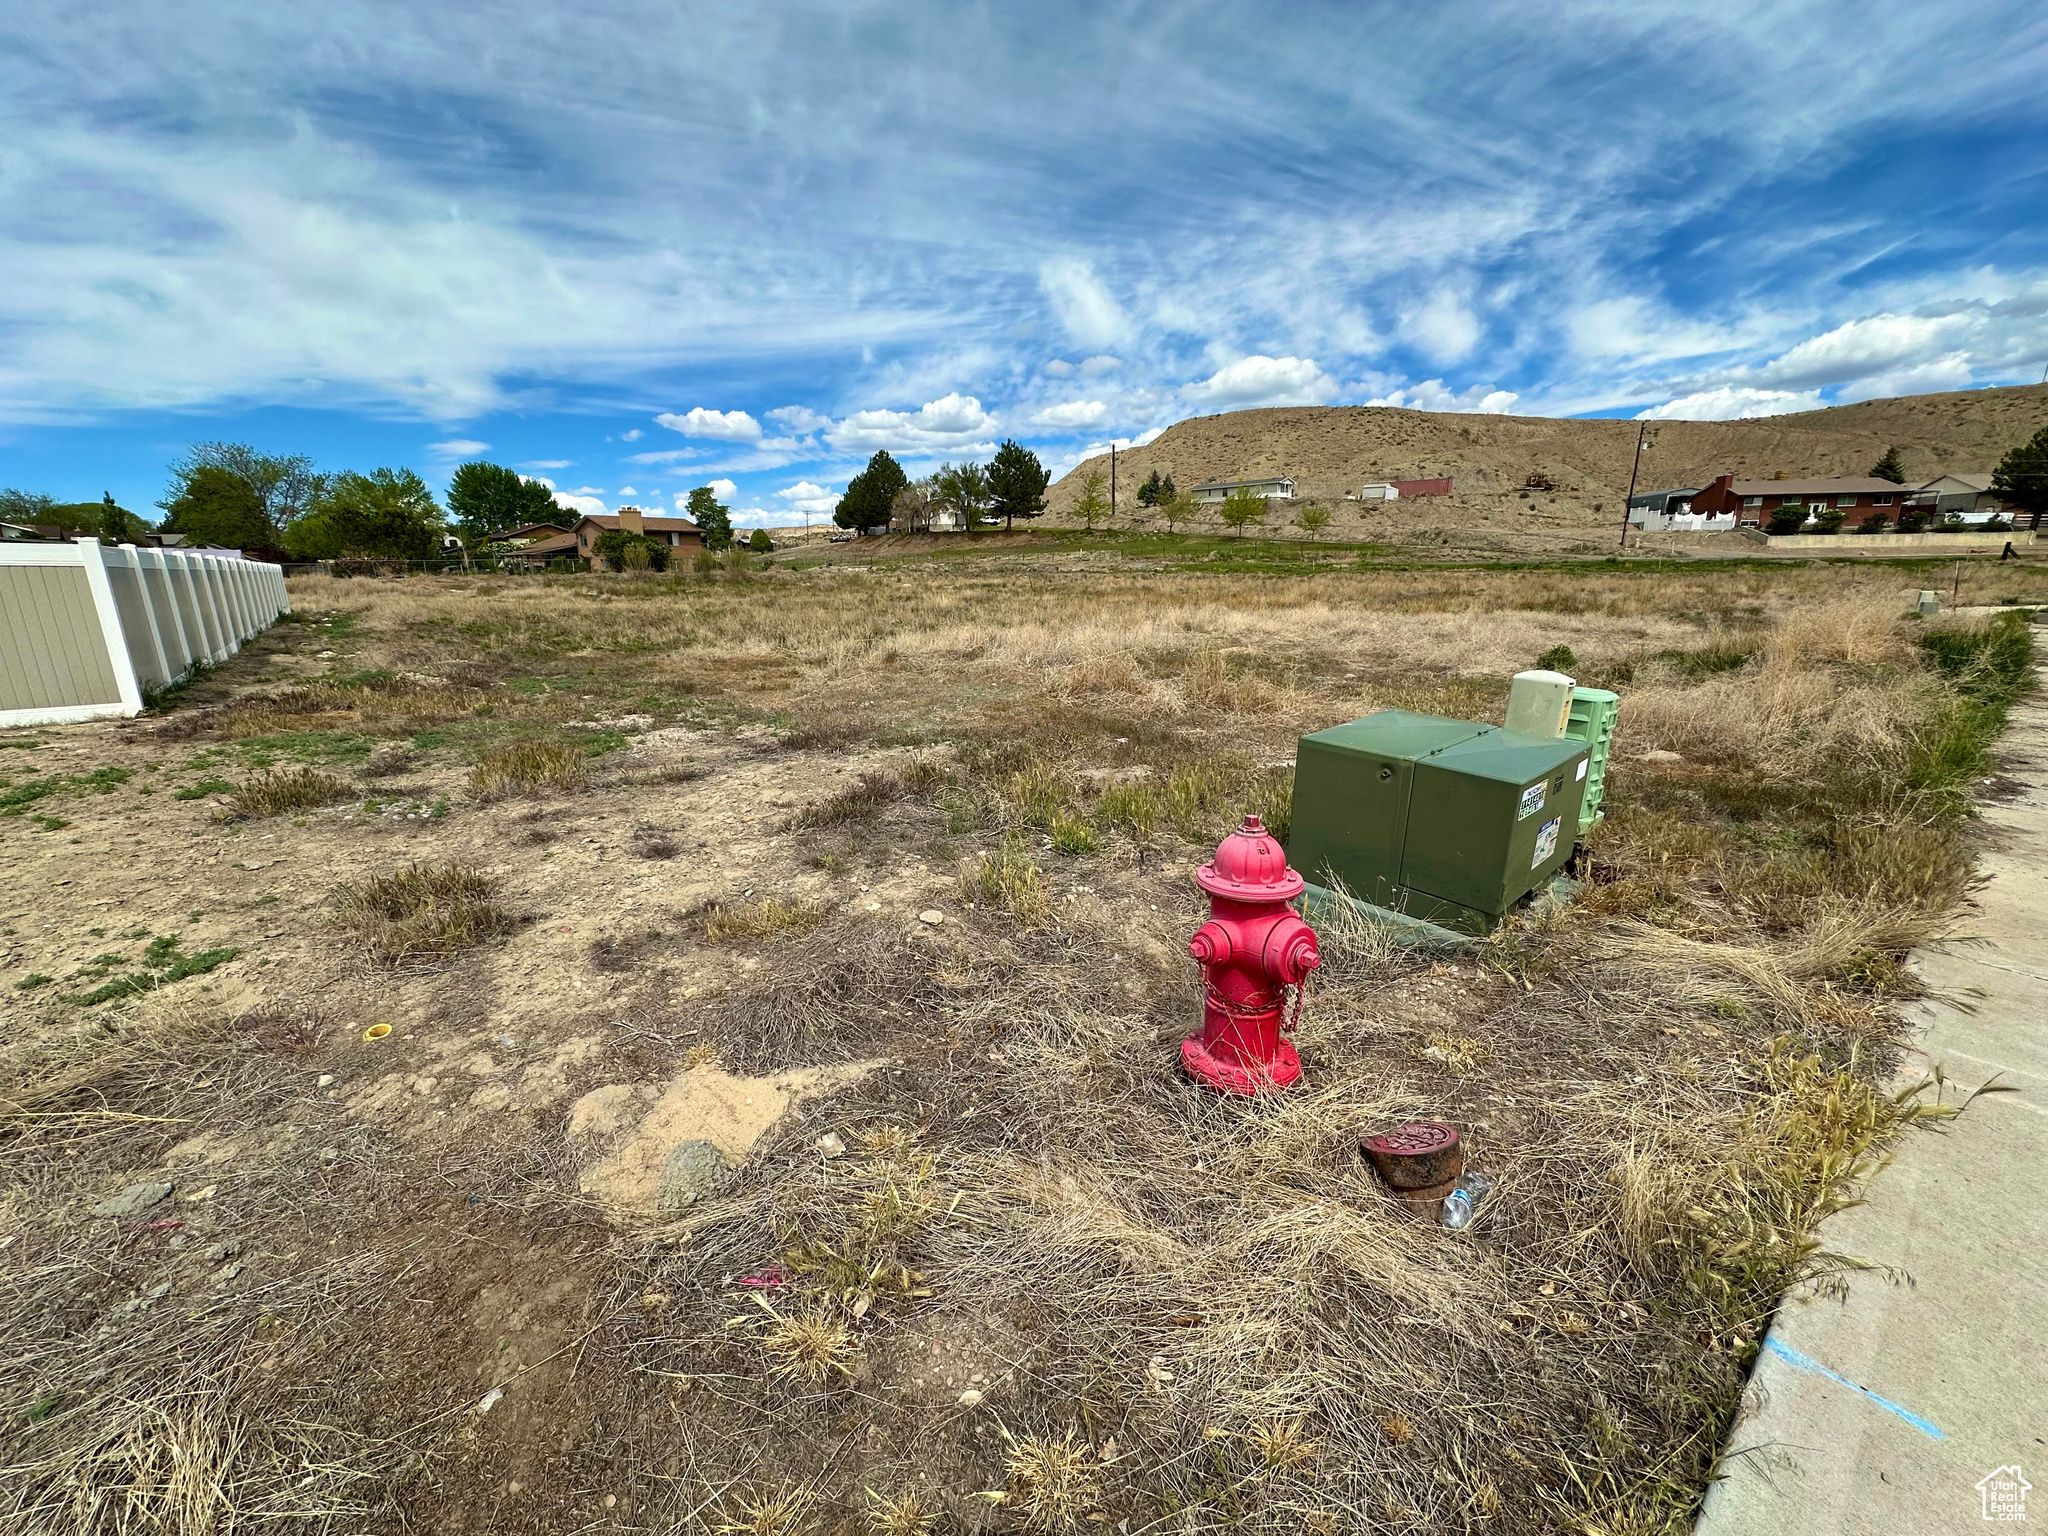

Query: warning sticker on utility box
left=1532, top=816, right=1562, bottom=867
left=1518, top=782, right=1546, bottom=820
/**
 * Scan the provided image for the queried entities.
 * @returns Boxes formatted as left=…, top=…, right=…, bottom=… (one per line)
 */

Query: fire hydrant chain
left=1181, top=814, right=1321, bottom=1096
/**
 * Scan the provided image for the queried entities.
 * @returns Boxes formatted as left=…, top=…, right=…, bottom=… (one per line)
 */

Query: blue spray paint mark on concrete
left=1763, top=1334, right=1947, bottom=1441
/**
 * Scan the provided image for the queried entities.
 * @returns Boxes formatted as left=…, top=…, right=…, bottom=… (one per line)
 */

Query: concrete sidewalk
left=1696, top=673, right=2048, bottom=1534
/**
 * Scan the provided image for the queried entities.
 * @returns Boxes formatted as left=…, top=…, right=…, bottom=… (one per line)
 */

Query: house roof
left=495, top=520, right=573, bottom=540
left=1726, top=477, right=1906, bottom=496
left=1192, top=477, right=1294, bottom=492
left=516, top=531, right=580, bottom=555
left=1915, top=473, right=1994, bottom=493
left=1628, top=486, right=1701, bottom=503
left=574, top=513, right=703, bottom=534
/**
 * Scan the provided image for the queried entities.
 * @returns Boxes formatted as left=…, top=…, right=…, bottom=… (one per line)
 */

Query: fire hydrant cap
left=1196, top=814, right=1305, bottom=902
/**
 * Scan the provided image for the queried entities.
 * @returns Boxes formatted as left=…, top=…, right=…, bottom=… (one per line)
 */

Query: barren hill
left=1042, top=383, right=2048, bottom=552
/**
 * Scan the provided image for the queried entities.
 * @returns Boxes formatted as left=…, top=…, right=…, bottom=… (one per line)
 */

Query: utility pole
left=1618, top=420, right=1650, bottom=551
left=1110, top=441, right=1118, bottom=524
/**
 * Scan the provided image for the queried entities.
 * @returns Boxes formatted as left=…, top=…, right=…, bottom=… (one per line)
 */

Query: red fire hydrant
left=1182, top=814, right=1321, bottom=1095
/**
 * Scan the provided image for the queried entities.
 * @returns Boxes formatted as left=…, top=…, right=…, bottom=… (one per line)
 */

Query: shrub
left=228, top=768, right=353, bottom=819
left=704, top=897, right=820, bottom=942
left=592, top=528, right=669, bottom=571
left=1856, top=512, right=1890, bottom=534
left=467, top=739, right=588, bottom=799
left=1048, top=813, right=1099, bottom=856
left=748, top=528, right=773, bottom=552
left=1766, top=504, right=1808, bottom=535
left=1810, top=506, right=1846, bottom=535
left=961, top=836, right=1051, bottom=925
left=334, top=862, right=514, bottom=963
left=1536, top=643, right=1578, bottom=672
left=1894, top=507, right=1929, bottom=534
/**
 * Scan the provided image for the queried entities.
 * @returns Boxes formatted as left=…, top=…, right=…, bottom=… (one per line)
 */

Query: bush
left=467, top=739, right=589, bottom=799
left=748, top=528, right=773, bottom=552
left=228, top=769, right=353, bottom=819
left=1894, top=507, right=1929, bottom=533
left=1766, top=504, right=1808, bottom=535
left=592, top=529, right=669, bottom=571
left=1810, top=507, right=1846, bottom=535
left=1537, top=644, right=1578, bottom=672
left=1856, top=512, right=1890, bottom=534
left=334, top=862, right=515, bottom=963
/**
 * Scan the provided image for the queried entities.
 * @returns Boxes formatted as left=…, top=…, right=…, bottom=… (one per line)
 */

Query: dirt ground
left=3, top=552, right=2044, bottom=1534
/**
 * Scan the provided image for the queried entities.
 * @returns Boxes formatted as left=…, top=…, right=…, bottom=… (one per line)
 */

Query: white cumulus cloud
left=620, top=428, right=643, bottom=442
left=707, top=478, right=738, bottom=500
left=767, top=405, right=832, bottom=434
left=1634, top=386, right=1826, bottom=420
left=1031, top=399, right=1108, bottom=429
left=826, top=392, right=999, bottom=454
left=1364, top=379, right=1519, bottom=413
left=774, top=480, right=838, bottom=512
left=654, top=407, right=763, bottom=442
left=1186, top=356, right=1337, bottom=408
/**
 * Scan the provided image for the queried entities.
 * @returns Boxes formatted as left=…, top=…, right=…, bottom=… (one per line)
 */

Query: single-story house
left=1688, top=475, right=1908, bottom=529
left=1903, top=473, right=2018, bottom=524
left=1, top=521, right=54, bottom=541
left=1356, top=477, right=1453, bottom=501
left=1626, top=487, right=1701, bottom=530
left=1192, top=477, right=1296, bottom=504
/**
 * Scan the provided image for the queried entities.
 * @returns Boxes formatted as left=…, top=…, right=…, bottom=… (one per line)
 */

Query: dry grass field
left=3, top=545, right=2044, bottom=1535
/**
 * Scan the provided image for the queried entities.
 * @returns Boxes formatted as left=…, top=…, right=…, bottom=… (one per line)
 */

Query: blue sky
left=3, top=1, right=2046, bottom=526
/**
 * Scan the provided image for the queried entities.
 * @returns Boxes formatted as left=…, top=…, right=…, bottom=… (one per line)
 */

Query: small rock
left=863, top=900, right=882, bottom=912
left=657, top=1140, right=725, bottom=1213
left=317, top=1074, right=335, bottom=1088
left=958, top=1389, right=984, bottom=1407
left=815, top=1132, right=847, bottom=1159
left=918, top=909, right=945, bottom=926
left=93, top=1182, right=173, bottom=1219
left=205, top=1239, right=241, bottom=1262
left=1639, top=749, right=1683, bottom=764
left=145, top=1281, right=171, bottom=1300
left=217, top=1263, right=243, bottom=1282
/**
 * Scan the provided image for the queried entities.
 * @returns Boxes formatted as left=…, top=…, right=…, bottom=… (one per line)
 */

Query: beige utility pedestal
left=1505, top=670, right=1575, bottom=738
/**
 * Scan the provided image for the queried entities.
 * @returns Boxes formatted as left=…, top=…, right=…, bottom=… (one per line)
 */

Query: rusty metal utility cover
left=1361, top=1121, right=1463, bottom=1201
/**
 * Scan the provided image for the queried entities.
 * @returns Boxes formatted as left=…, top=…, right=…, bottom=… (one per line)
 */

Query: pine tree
left=833, top=451, right=907, bottom=536
left=1991, top=425, right=2048, bottom=530
left=1870, top=445, right=1907, bottom=484
left=1137, top=469, right=1163, bottom=507
left=986, top=440, right=1050, bottom=530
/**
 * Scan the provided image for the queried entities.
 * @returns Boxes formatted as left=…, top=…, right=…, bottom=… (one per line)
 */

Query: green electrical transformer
left=1289, top=710, right=1591, bottom=935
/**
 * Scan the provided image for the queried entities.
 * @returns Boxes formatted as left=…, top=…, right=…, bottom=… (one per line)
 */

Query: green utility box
left=1289, top=710, right=1591, bottom=935
left=1563, top=686, right=1619, bottom=835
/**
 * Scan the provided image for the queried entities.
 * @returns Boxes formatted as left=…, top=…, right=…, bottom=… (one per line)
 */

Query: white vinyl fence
left=0, top=539, right=290, bottom=728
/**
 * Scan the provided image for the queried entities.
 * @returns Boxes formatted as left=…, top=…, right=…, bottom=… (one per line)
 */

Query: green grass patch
left=175, top=778, right=234, bottom=800
left=62, top=934, right=239, bottom=1006
left=1, top=766, right=132, bottom=816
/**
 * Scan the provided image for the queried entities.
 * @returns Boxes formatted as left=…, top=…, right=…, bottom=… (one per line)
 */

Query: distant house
left=1, top=521, right=51, bottom=541
left=1356, top=478, right=1453, bottom=501
left=534, top=508, right=705, bottom=569
left=1191, top=476, right=1295, bottom=504
left=1626, top=487, right=1702, bottom=531
left=1689, top=475, right=1906, bottom=529
left=1904, top=473, right=2016, bottom=525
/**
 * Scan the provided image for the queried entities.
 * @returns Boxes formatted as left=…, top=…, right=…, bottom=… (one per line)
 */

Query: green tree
left=158, top=464, right=276, bottom=550
left=1870, top=445, right=1907, bottom=484
left=1295, top=503, right=1332, bottom=556
left=688, top=485, right=735, bottom=550
left=1157, top=484, right=1194, bottom=534
left=932, top=460, right=990, bottom=532
left=1810, top=504, right=1846, bottom=535
left=1991, top=424, right=2048, bottom=530
left=986, top=440, right=1049, bottom=530
left=447, top=461, right=563, bottom=539
left=1217, top=485, right=1269, bottom=538
left=834, top=451, right=908, bottom=537
left=1161, top=474, right=1177, bottom=501
left=284, top=469, right=444, bottom=559
left=165, top=443, right=323, bottom=531
left=748, top=528, right=773, bottom=552
left=592, top=528, right=669, bottom=571
left=1072, top=468, right=1110, bottom=530
left=1136, top=469, right=1164, bottom=507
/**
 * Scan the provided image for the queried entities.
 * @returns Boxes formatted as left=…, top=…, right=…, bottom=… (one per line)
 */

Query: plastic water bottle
left=1440, top=1172, right=1494, bottom=1231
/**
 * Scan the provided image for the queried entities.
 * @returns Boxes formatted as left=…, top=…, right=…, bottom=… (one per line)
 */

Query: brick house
left=510, top=507, right=705, bottom=568
left=1688, top=475, right=1906, bottom=529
